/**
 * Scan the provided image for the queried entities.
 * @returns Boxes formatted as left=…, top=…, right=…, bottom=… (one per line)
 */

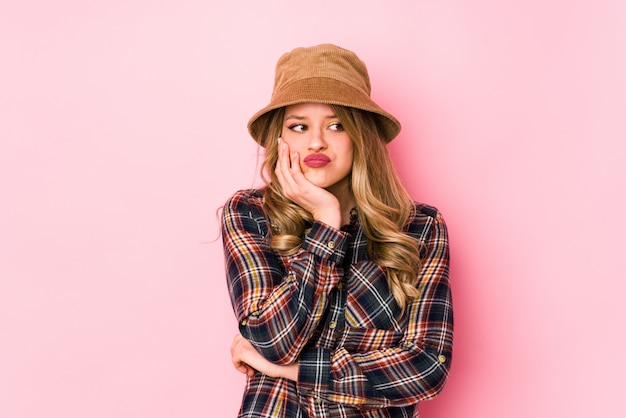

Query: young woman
left=222, top=44, right=453, bottom=417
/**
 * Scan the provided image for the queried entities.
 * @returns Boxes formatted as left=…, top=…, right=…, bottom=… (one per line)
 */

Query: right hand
left=274, top=138, right=341, bottom=228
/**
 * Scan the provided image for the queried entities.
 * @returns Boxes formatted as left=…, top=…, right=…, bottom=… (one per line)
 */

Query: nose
left=308, top=127, right=327, bottom=151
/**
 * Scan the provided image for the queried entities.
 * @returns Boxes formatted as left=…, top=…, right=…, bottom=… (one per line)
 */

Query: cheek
left=341, top=138, right=354, bottom=155
left=343, top=145, right=355, bottom=166
left=281, top=136, right=298, bottom=150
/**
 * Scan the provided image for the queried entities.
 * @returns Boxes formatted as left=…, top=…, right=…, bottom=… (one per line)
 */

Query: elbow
left=238, top=322, right=300, bottom=365
left=420, top=354, right=452, bottom=401
left=425, top=366, right=450, bottom=400
left=257, top=344, right=299, bottom=365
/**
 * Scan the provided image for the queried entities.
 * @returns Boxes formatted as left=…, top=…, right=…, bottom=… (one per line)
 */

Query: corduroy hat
left=247, top=44, right=401, bottom=146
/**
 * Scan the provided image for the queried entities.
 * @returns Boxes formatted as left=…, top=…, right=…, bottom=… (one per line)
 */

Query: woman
left=222, top=44, right=453, bottom=417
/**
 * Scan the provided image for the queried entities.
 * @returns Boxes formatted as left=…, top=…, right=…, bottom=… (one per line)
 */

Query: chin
left=303, top=176, right=326, bottom=188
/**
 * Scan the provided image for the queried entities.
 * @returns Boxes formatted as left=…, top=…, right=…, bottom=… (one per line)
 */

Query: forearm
left=231, top=333, right=299, bottom=381
left=224, top=197, right=349, bottom=363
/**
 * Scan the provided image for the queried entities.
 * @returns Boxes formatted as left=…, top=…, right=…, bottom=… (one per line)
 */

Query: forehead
left=284, top=102, right=335, bottom=117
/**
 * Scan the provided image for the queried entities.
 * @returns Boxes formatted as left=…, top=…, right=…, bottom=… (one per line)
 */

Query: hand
left=275, top=138, right=341, bottom=229
left=230, top=334, right=258, bottom=377
left=230, top=334, right=299, bottom=381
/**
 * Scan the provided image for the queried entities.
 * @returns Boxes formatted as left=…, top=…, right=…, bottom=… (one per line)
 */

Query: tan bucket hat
left=247, top=44, right=401, bottom=146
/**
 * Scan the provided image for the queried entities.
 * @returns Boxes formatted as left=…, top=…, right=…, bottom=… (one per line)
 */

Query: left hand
left=230, top=334, right=299, bottom=381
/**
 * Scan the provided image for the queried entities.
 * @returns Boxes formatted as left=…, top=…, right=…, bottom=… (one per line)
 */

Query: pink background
left=1, top=1, right=625, bottom=417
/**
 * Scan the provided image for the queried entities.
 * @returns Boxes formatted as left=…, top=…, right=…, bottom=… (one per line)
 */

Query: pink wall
left=1, top=1, right=624, bottom=417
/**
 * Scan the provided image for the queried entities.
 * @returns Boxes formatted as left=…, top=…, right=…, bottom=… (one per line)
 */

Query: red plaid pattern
left=222, top=189, right=453, bottom=417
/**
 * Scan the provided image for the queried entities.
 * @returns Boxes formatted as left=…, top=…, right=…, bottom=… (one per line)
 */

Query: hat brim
left=248, top=77, right=401, bottom=146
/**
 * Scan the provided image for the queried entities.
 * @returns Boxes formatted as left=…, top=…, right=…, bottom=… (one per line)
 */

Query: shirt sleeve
left=296, top=211, right=454, bottom=409
left=222, top=191, right=350, bottom=365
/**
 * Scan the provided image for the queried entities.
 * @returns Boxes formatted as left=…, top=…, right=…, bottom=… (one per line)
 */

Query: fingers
left=275, top=138, right=307, bottom=198
left=231, top=334, right=256, bottom=377
left=274, top=138, right=288, bottom=189
left=282, top=139, right=305, bottom=180
left=275, top=138, right=296, bottom=197
left=277, top=138, right=291, bottom=171
left=276, top=138, right=294, bottom=181
left=235, top=363, right=252, bottom=375
left=289, top=151, right=303, bottom=176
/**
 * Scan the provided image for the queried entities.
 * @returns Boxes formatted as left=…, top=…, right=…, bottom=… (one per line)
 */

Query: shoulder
left=223, top=188, right=265, bottom=213
left=413, top=202, right=440, bottom=220
left=405, top=202, right=447, bottom=243
left=222, top=189, right=270, bottom=234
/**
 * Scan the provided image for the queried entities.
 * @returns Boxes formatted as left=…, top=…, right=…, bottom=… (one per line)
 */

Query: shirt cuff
left=300, top=222, right=348, bottom=263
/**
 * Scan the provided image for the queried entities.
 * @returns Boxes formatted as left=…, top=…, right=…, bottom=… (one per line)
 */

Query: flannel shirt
left=222, top=189, right=453, bottom=417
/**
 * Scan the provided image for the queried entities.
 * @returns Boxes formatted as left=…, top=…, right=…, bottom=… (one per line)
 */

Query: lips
left=303, top=153, right=331, bottom=168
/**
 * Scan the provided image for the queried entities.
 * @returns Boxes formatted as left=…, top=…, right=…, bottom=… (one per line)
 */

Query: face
left=281, top=103, right=354, bottom=194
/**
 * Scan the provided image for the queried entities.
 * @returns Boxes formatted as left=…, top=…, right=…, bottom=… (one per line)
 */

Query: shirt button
left=327, top=240, right=335, bottom=249
left=329, top=321, right=337, bottom=329
left=240, top=319, right=247, bottom=326
left=438, top=354, right=447, bottom=363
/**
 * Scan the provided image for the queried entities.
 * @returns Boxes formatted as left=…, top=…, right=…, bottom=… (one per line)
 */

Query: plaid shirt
left=222, top=189, right=453, bottom=417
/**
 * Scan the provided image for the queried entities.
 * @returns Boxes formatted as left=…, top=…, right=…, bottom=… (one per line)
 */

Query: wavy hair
left=257, top=105, right=423, bottom=311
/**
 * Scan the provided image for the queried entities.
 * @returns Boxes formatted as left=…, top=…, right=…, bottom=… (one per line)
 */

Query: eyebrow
left=284, top=114, right=338, bottom=120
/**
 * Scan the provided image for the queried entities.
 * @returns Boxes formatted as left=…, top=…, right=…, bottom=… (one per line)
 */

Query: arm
left=222, top=190, right=348, bottom=364
left=297, top=211, right=454, bottom=408
left=231, top=333, right=299, bottom=380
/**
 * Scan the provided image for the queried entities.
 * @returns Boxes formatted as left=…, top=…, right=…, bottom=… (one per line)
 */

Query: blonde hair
left=258, top=105, right=422, bottom=311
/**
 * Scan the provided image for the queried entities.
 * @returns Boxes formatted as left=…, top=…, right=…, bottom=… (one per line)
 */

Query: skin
left=231, top=103, right=357, bottom=381
left=276, top=102, right=356, bottom=229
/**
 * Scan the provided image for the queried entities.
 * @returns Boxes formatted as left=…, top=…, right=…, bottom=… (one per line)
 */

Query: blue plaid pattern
left=222, top=189, right=453, bottom=417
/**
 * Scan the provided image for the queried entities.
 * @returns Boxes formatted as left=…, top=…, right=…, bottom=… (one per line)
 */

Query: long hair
left=258, top=105, right=422, bottom=311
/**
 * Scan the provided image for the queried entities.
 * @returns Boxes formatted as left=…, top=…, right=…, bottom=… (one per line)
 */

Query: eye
left=329, top=122, right=344, bottom=131
left=288, top=124, right=307, bottom=133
